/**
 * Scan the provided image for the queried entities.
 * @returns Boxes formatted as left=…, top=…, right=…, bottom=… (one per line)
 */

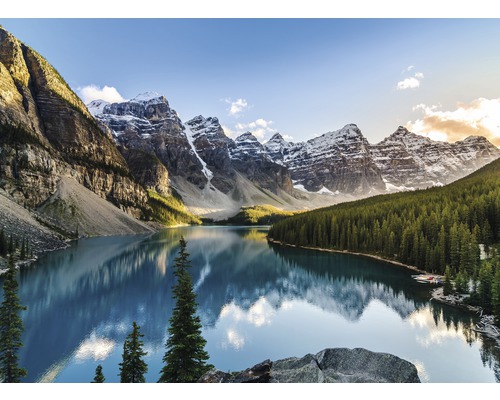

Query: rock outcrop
left=0, top=26, right=152, bottom=236
left=198, top=347, right=420, bottom=383
left=370, top=126, right=500, bottom=190
left=265, top=124, right=385, bottom=194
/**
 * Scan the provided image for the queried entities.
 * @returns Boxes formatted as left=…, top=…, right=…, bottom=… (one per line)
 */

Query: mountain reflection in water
left=2, top=226, right=497, bottom=382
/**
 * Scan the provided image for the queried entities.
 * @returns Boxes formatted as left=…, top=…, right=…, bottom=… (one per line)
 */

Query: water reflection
left=1, top=226, right=498, bottom=382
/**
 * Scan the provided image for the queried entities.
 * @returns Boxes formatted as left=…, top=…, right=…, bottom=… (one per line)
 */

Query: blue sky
left=2, top=18, right=500, bottom=145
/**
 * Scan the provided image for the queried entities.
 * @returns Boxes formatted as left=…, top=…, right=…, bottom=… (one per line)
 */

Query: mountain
left=370, top=126, right=500, bottom=191
left=0, top=26, right=154, bottom=242
left=265, top=124, right=385, bottom=194
left=269, top=155, right=500, bottom=276
left=265, top=124, right=500, bottom=194
left=93, top=97, right=331, bottom=220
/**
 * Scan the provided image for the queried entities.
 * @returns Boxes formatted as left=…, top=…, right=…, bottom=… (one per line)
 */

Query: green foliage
left=0, top=230, right=7, bottom=257
left=226, top=205, right=299, bottom=225
left=270, top=158, right=500, bottom=276
left=443, top=266, right=453, bottom=296
left=119, top=322, right=148, bottom=383
left=158, top=237, right=211, bottom=383
left=147, top=190, right=202, bottom=226
left=492, top=268, right=500, bottom=325
left=0, top=257, right=27, bottom=382
left=477, top=262, right=494, bottom=311
left=0, top=121, right=45, bottom=149
left=91, top=364, right=105, bottom=383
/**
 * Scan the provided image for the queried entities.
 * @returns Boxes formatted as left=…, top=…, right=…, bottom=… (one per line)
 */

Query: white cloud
left=225, top=98, right=249, bottom=116
left=221, top=125, right=236, bottom=138
left=233, top=118, right=276, bottom=140
left=406, top=97, right=500, bottom=145
left=397, top=76, right=421, bottom=90
left=283, top=134, right=294, bottom=141
left=78, top=84, right=126, bottom=104
left=397, top=70, right=424, bottom=90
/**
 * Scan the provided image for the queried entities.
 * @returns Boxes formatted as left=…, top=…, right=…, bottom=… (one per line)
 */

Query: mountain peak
left=235, top=132, right=259, bottom=143
left=269, top=132, right=285, bottom=142
left=131, top=92, right=163, bottom=102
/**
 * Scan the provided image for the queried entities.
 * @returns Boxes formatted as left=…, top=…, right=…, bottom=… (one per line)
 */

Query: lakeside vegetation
left=146, top=190, right=202, bottom=226
left=224, top=204, right=300, bottom=225
left=269, top=158, right=500, bottom=324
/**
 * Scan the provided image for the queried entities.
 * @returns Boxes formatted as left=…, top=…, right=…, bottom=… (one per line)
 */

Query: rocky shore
left=431, top=287, right=500, bottom=345
left=199, top=348, right=421, bottom=383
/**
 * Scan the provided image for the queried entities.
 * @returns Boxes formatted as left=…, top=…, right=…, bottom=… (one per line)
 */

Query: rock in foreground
left=199, top=348, right=420, bottom=383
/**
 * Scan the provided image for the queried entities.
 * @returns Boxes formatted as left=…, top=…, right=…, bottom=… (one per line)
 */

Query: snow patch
left=131, top=92, right=162, bottom=102
left=87, top=99, right=109, bottom=116
left=184, top=124, right=214, bottom=182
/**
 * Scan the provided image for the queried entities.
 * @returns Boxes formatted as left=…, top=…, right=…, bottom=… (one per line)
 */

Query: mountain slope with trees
left=269, top=157, right=500, bottom=322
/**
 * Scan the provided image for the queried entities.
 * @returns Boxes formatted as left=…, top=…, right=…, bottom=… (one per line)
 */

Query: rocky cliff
left=199, top=347, right=420, bottom=383
left=0, top=26, right=152, bottom=238
left=265, top=124, right=500, bottom=195
left=93, top=98, right=301, bottom=220
left=265, top=124, right=385, bottom=194
left=371, top=126, right=500, bottom=190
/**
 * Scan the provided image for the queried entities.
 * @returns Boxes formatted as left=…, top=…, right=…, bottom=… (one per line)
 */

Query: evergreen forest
left=269, top=158, right=500, bottom=322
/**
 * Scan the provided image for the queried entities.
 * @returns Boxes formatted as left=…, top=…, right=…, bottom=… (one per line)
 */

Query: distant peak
left=187, top=115, right=220, bottom=127
left=269, top=132, right=285, bottom=141
left=236, top=132, right=258, bottom=142
left=343, top=123, right=359, bottom=130
left=131, top=92, right=163, bottom=102
left=390, top=126, right=412, bottom=137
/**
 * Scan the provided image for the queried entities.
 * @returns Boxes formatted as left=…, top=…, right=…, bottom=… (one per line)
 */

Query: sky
left=2, top=16, right=500, bottom=145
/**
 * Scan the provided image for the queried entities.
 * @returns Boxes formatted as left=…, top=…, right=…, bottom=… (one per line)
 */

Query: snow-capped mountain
left=265, top=124, right=385, bottom=194
left=89, top=93, right=500, bottom=219
left=91, top=96, right=299, bottom=219
left=264, top=124, right=500, bottom=195
left=370, top=126, right=500, bottom=191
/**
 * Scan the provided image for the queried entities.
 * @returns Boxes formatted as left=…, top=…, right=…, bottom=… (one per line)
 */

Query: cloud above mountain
left=406, top=98, right=500, bottom=145
left=77, top=84, right=126, bottom=104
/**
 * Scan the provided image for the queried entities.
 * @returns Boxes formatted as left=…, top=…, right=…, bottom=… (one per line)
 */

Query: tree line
left=269, top=158, right=500, bottom=324
left=1, top=237, right=211, bottom=383
left=0, top=230, right=32, bottom=261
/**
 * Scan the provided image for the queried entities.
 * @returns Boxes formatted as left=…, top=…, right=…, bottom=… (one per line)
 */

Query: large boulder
left=198, top=347, right=420, bottom=383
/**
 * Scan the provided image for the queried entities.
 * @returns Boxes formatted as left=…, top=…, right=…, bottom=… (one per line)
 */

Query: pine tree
left=492, top=267, right=500, bottom=326
left=119, top=321, right=148, bottom=383
left=0, top=230, right=7, bottom=257
left=443, top=265, right=453, bottom=296
left=0, top=257, right=27, bottom=382
left=158, top=237, right=211, bottom=383
left=91, top=364, right=105, bottom=383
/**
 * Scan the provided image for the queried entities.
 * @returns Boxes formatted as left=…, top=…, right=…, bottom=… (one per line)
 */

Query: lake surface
left=3, top=226, right=499, bottom=382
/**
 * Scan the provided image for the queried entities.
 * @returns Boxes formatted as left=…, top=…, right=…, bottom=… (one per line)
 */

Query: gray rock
left=198, top=347, right=420, bottom=383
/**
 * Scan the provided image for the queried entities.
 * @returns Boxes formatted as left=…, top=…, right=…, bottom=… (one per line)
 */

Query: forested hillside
left=269, top=158, right=500, bottom=319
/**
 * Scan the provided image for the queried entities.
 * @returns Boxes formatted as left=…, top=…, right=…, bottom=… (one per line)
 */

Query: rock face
left=265, top=124, right=385, bottom=194
left=371, top=126, right=500, bottom=190
left=229, top=132, right=294, bottom=195
left=94, top=93, right=207, bottom=189
left=0, top=26, right=151, bottom=236
left=198, top=347, right=420, bottom=383
left=184, top=115, right=235, bottom=193
left=93, top=100, right=297, bottom=219
left=265, top=124, right=500, bottom=195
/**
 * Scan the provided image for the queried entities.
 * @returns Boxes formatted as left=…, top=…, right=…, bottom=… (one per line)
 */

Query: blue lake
left=4, top=226, right=499, bottom=382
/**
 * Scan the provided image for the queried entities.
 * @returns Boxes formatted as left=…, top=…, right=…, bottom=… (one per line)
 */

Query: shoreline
left=266, top=237, right=429, bottom=274
left=267, top=236, right=500, bottom=345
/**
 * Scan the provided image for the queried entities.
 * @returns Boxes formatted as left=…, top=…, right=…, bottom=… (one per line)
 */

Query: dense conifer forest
left=269, top=158, right=500, bottom=322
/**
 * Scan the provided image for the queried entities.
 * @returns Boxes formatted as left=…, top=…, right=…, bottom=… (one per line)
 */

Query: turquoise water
left=4, top=226, right=499, bottom=382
